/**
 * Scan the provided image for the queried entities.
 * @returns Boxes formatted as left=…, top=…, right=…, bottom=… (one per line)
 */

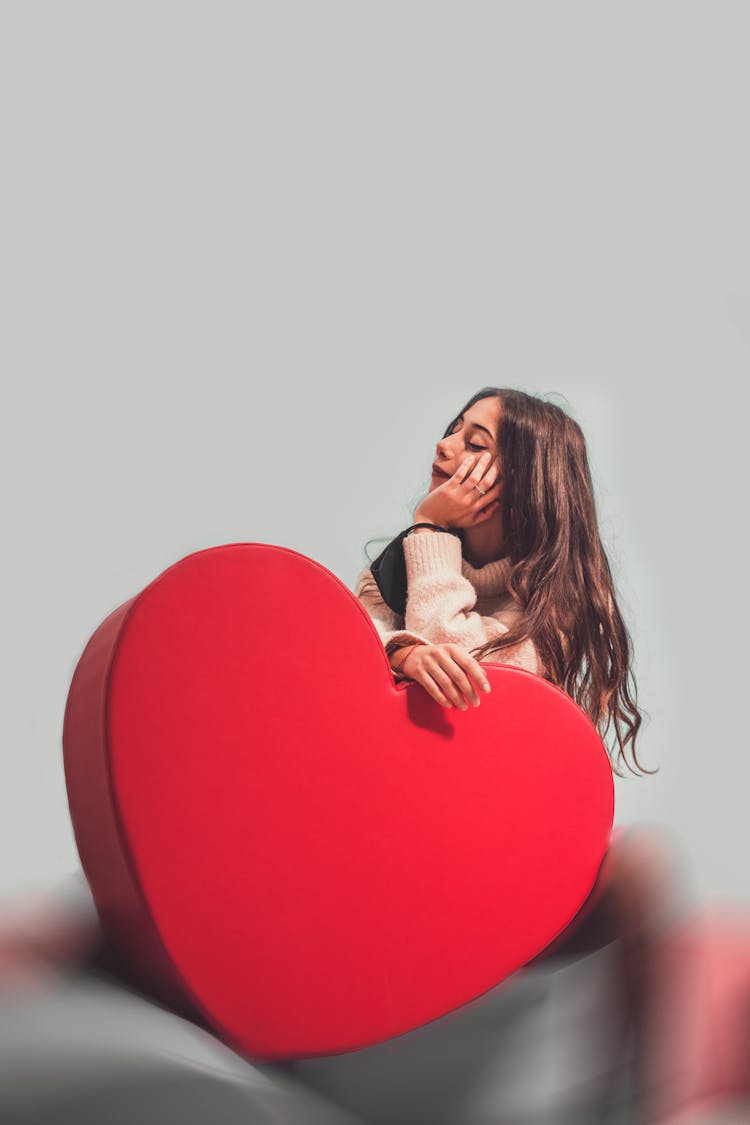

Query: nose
left=435, top=433, right=457, bottom=462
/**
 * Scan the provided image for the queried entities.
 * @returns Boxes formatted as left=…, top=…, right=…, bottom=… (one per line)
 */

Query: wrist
left=411, top=509, right=458, bottom=535
left=407, top=521, right=461, bottom=540
left=413, top=505, right=444, bottom=529
left=390, top=643, right=422, bottom=674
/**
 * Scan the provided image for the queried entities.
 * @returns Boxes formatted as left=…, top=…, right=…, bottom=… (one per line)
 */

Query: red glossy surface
left=63, top=543, right=614, bottom=1061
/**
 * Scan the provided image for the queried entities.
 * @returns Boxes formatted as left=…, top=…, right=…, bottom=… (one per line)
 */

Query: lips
left=431, top=464, right=450, bottom=479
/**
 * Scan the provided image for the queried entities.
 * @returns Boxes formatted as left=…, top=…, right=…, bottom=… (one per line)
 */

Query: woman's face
left=430, top=395, right=502, bottom=491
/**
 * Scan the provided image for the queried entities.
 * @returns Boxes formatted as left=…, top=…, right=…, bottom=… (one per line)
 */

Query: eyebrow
left=457, top=413, right=496, bottom=442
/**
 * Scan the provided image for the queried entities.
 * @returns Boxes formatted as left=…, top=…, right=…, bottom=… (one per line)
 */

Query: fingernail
left=482, top=682, right=491, bottom=693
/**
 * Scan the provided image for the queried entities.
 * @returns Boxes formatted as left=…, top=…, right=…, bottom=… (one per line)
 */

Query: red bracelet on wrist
left=390, top=643, right=423, bottom=673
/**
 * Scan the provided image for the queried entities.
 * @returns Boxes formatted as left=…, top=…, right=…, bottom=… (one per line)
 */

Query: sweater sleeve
left=402, top=531, right=544, bottom=676
left=401, top=531, right=509, bottom=649
left=353, top=564, right=433, bottom=675
left=355, top=533, right=545, bottom=679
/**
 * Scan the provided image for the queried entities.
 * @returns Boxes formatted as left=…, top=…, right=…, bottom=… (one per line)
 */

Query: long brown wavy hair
left=448, top=387, right=653, bottom=779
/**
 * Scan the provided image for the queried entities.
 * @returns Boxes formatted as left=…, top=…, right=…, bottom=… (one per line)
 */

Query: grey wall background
left=1, top=3, right=748, bottom=906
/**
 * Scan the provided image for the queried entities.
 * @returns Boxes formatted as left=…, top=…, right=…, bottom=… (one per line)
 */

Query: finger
left=480, top=457, right=502, bottom=487
left=415, top=669, right=454, bottom=709
left=471, top=479, right=501, bottom=506
left=453, top=455, right=478, bottom=483
left=427, top=660, right=469, bottom=710
left=467, top=483, right=500, bottom=518
left=437, top=653, right=481, bottom=706
left=465, top=451, right=492, bottom=486
left=449, top=648, right=492, bottom=695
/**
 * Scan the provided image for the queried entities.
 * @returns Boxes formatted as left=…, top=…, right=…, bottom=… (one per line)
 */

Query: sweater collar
left=460, top=553, right=513, bottom=597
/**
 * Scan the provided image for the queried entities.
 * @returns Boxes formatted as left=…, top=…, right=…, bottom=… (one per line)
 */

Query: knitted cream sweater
left=354, top=529, right=543, bottom=679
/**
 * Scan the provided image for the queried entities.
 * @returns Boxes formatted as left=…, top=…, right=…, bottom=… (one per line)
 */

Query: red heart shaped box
left=63, top=543, right=614, bottom=1062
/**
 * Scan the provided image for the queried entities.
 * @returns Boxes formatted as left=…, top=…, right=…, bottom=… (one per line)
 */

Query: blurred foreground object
left=0, top=877, right=363, bottom=1125
left=4, top=823, right=745, bottom=1122
left=0, top=825, right=708, bottom=1125
left=642, top=907, right=750, bottom=1123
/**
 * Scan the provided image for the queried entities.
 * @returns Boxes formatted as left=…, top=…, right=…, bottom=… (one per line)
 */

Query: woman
left=354, top=387, right=673, bottom=1083
left=355, top=385, right=652, bottom=779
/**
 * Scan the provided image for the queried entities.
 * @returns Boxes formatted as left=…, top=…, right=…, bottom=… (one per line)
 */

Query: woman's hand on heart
left=414, top=452, right=502, bottom=530
left=399, top=643, right=491, bottom=709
